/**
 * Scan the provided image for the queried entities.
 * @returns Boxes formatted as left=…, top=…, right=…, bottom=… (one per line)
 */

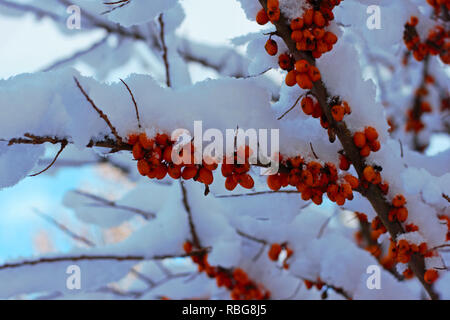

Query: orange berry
left=353, top=132, right=366, bottom=148
left=424, top=269, right=438, bottom=284
left=139, top=133, right=154, bottom=150
left=137, top=159, right=150, bottom=176
left=225, top=175, right=238, bottom=191
left=267, top=7, right=280, bottom=22
left=364, top=127, right=379, bottom=142
left=369, top=140, right=381, bottom=152
left=265, top=39, right=278, bottom=56
left=155, top=133, right=169, bottom=146
left=295, top=59, right=310, bottom=73
left=198, top=167, right=214, bottom=185
left=291, top=30, right=303, bottom=42
left=363, top=166, right=376, bottom=183
left=301, top=97, right=315, bottom=115
left=154, top=164, right=167, bottom=180
left=344, top=175, right=359, bottom=189
left=313, top=28, right=326, bottom=39
left=278, top=53, right=292, bottom=70
left=183, top=241, right=193, bottom=253
left=256, top=9, right=269, bottom=25
left=324, top=32, right=338, bottom=45
left=339, top=154, right=350, bottom=171
left=296, top=73, right=313, bottom=89
left=239, top=174, right=254, bottom=189
left=285, top=70, right=298, bottom=87
left=313, top=11, right=325, bottom=27
left=167, top=164, right=182, bottom=179
left=397, top=207, right=408, bottom=222
left=267, top=174, right=282, bottom=191
left=290, top=18, right=304, bottom=30
left=308, top=66, right=321, bottom=82
left=268, top=243, right=282, bottom=261
left=359, top=145, right=371, bottom=157
left=182, top=166, right=198, bottom=180
left=304, top=9, right=314, bottom=26
left=331, top=105, right=345, bottom=121
left=132, top=143, right=145, bottom=160
left=392, top=194, right=406, bottom=207
left=127, top=133, right=139, bottom=145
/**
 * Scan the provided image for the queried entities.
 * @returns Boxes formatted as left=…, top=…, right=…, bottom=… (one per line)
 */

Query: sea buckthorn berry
left=369, top=140, right=381, bottom=152
left=296, top=73, right=313, bottom=89
left=424, top=269, right=438, bottom=284
left=182, top=166, right=198, bottom=180
left=392, top=194, right=406, bottom=207
left=290, top=18, right=304, bottom=30
left=265, top=39, right=278, bottom=56
left=238, top=174, right=255, bottom=189
left=295, top=59, right=310, bottom=73
left=167, top=164, right=182, bottom=179
left=127, top=133, right=139, bottom=145
left=198, top=167, right=214, bottom=185
left=183, top=241, right=193, bottom=253
left=344, top=175, right=359, bottom=189
left=308, top=66, right=321, bottom=82
left=397, top=207, right=408, bottom=222
left=313, top=11, right=325, bottom=27
left=324, top=32, right=338, bottom=45
left=301, top=97, right=315, bottom=115
left=331, top=105, right=345, bottom=121
left=359, top=145, right=371, bottom=157
left=137, top=159, right=150, bottom=176
left=304, top=9, right=314, bottom=26
left=225, top=175, right=238, bottom=191
left=267, top=174, right=282, bottom=191
left=268, top=243, right=282, bottom=261
left=278, top=53, right=292, bottom=70
left=364, top=127, right=379, bottom=142
left=353, top=132, right=366, bottom=148
left=132, top=143, right=145, bottom=160
left=363, top=166, right=376, bottom=183
left=291, top=30, right=303, bottom=42
left=139, top=133, right=154, bottom=150
left=256, top=9, right=269, bottom=25
left=267, top=7, right=280, bottom=22
left=285, top=70, right=298, bottom=87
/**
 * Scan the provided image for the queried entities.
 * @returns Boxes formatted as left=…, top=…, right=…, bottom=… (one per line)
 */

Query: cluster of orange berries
left=128, top=132, right=217, bottom=184
left=426, top=0, right=450, bottom=16
left=353, top=127, right=381, bottom=158
left=288, top=1, right=340, bottom=59
left=267, top=156, right=359, bottom=206
left=183, top=242, right=270, bottom=300
left=268, top=243, right=294, bottom=269
left=221, top=147, right=255, bottom=191
left=404, top=16, right=449, bottom=64
left=330, top=101, right=351, bottom=122
left=303, top=278, right=326, bottom=291
left=406, top=81, right=434, bottom=134
left=388, top=194, right=409, bottom=223
left=285, top=59, right=321, bottom=90
left=362, top=165, right=389, bottom=194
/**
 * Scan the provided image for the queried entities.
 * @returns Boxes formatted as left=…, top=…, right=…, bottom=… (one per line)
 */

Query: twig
left=277, top=94, right=304, bottom=120
left=29, top=140, right=68, bottom=177
left=180, top=181, right=201, bottom=248
left=74, top=77, right=123, bottom=144
left=158, top=14, right=171, bottom=87
left=74, top=190, right=155, bottom=219
left=310, top=142, right=319, bottom=159
left=120, top=78, right=141, bottom=129
left=214, top=190, right=300, bottom=198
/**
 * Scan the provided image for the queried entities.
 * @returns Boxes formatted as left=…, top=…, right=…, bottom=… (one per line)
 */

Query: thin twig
left=120, top=78, right=141, bottom=129
left=29, top=140, right=68, bottom=177
left=278, top=94, right=304, bottom=120
left=180, top=181, right=201, bottom=248
left=158, top=14, right=171, bottom=87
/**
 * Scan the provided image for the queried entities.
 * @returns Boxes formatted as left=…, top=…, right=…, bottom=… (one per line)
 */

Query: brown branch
left=180, top=182, right=201, bottom=248
left=29, top=140, right=68, bottom=177
left=0, top=249, right=209, bottom=270
left=74, top=77, right=123, bottom=144
left=442, top=193, right=450, bottom=203
left=277, top=94, right=304, bottom=120
left=74, top=190, right=155, bottom=219
left=120, top=78, right=141, bottom=129
left=258, top=0, right=438, bottom=299
left=158, top=13, right=171, bottom=88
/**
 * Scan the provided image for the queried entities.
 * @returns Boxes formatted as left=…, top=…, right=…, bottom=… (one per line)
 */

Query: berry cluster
left=438, top=215, right=450, bottom=241
left=289, top=0, right=341, bottom=59
left=183, top=242, right=270, bottom=300
left=303, top=278, right=326, bottom=291
left=426, top=0, right=450, bottom=17
left=353, top=127, right=381, bottom=158
left=285, top=60, right=321, bottom=89
left=128, top=132, right=218, bottom=185
left=362, top=165, right=389, bottom=195
left=406, top=80, right=434, bottom=135
left=404, top=16, right=449, bottom=64
left=331, top=101, right=351, bottom=122
left=388, top=194, right=408, bottom=223
left=221, top=146, right=255, bottom=191
left=267, top=156, right=358, bottom=206
left=268, top=243, right=294, bottom=269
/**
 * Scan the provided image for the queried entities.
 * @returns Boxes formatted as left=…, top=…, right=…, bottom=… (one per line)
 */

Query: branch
left=158, top=13, right=171, bottom=87
left=258, top=0, right=438, bottom=299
